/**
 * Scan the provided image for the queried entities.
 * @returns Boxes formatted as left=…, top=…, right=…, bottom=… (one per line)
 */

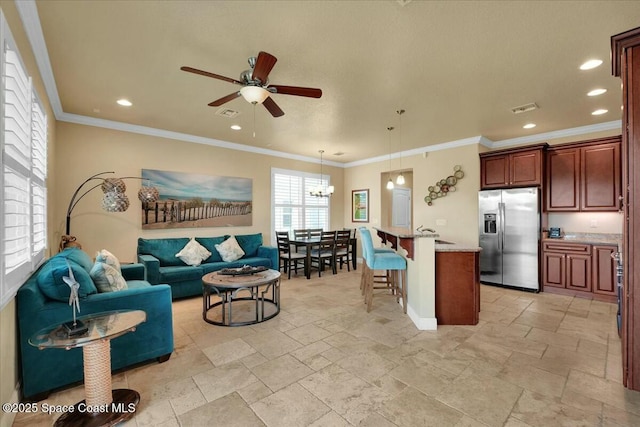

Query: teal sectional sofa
left=17, top=248, right=174, bottom=400
left=137, top=233, right=278, bottom=299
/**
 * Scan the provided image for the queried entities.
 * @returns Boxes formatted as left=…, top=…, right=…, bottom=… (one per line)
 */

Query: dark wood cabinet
left=480, top=145, right=546, bottom=189
left=581, top=142, right=621, bottom=211
left=435, top=251, right=480, bottom=325
left=592, top=245, right=617, bottom=297
left=546, top=148, right=580, bottom=211
left=566, top=254, right=592, bottom=292
left=542, top=241, right=617, bottom=301
left=546, top=137, right=621, bottom=212
left=612, top=25, right=640, bottom=390
left=542, top=241, right=592, bottom=292
left=542, top=251, right=565, bottom=288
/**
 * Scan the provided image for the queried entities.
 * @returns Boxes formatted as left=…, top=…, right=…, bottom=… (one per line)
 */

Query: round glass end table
left=29, top=310, right=146, bottom=426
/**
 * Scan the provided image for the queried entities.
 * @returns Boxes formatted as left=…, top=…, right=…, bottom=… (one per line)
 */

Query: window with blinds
left=272, top=168, right=330, bottom=241
left=1, top=12, right=48, bottom=309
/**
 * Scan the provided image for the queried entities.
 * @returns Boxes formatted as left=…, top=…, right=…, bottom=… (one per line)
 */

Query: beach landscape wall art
left=141, top=169, right=252, bottom=229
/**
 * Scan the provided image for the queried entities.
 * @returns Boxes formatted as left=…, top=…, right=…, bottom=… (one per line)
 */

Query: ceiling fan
left=181, top=51, right=322, bottom=118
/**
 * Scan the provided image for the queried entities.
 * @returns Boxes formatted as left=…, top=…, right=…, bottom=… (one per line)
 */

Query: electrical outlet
left=590, top=219, right=598, bottom=228
left=436, top=219, right=447, bottom=226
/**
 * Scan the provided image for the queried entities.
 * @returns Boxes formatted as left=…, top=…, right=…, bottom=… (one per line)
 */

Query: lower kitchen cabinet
left=435, top=250, right=480, bottom=325
left=592, top=245, right=617, bottom=296
left=542, top=241, right=616, bottom=302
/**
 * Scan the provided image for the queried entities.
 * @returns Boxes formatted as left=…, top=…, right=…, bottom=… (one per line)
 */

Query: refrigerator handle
left=499, top=202, right=505, bottom=251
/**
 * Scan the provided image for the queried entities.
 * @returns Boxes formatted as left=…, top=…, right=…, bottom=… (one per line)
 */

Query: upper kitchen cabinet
left=546, top=136, right=621, bottom=212
left=480, top=144, right=546, bottom=189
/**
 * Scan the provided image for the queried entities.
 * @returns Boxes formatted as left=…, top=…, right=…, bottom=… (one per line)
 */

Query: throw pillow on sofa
left=56, top=247, right=94, bottom=273
left=176, top=238, right=212, bottom=266
left=90, top=261, right=128, bottom=292
left=195, top=236, right=229, bottom=262
left=215, top=236, right=245, bottom=262
left=95, top=249, right=122, bottom=272
left=235, top=233, right=263, bottom=257
left=37, top=256, right=97, bottom=301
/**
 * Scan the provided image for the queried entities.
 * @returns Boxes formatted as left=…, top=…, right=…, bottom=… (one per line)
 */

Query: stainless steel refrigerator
left=478, top=187, right=540, bottom=291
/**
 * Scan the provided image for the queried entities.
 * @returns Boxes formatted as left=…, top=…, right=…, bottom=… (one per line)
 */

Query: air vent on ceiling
left=333, top=152, right=345, bottom=156
left=215, top=108, right=240, bottom=118
left=511, top=103, right=539, bottom=114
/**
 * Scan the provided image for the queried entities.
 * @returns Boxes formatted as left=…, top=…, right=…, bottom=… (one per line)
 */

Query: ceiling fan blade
left=263, top=97, right=284, bottom=117
left=269, top=85, right=322, bottom=98
left=181, top=66, right=242, bottom=85
left=208, top=92, right=241, bottom=106
left=251, top=51, right=278, bottom=84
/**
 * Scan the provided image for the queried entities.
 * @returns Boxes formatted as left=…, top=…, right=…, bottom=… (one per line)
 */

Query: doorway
left=392, top=187, right=411, bottom=229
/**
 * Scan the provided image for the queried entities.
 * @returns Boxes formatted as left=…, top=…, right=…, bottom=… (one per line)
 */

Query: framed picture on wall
left=352, top=189, right=369, bottom=223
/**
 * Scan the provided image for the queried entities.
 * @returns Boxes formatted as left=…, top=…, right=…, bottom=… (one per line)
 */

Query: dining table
left=288, top=235, right=358, bottom=279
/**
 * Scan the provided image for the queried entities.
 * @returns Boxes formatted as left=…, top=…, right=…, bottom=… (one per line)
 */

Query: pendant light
left=396, top=109, right=406, bottom=185
left=386, top=126, right=395, bottom=190
left=309, top=150, right=334, bottom=197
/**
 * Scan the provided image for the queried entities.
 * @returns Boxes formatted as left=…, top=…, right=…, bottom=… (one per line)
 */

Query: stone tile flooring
left=13, top=269, right=640, bottom=426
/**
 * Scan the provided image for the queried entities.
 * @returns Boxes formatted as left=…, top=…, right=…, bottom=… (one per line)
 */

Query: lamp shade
left=240, top=86, right=270, bottom=104
left=138, top=186, right=159, bottom=203
left=101, top=178, right=126, bottom=193
left=386, top=178, right=394, bottom=190
left=396, top=173, right=405, bottom=185
left=102, top=191, right=130, bottom=212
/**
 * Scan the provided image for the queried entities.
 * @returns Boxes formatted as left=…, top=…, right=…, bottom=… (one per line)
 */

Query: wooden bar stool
left=358, top=227, right=394, bottom=295
left=358, top=228, right=407, bottom=313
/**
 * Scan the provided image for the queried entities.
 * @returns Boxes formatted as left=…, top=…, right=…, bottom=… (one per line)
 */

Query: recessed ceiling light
left=230, top=125, right=241, bottom=130
left=592, top=109, right=608, bottom=115
left=116, top=99, right=132, bottom=106
left=523, top=123, right=536, bottom=129
left=580, top=59, right=603, bottom=70
left=587, top=88, right=607, bottom=96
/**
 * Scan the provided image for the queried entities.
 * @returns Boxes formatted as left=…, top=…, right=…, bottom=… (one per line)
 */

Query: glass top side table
left=30, top=310, right=146, bottom=426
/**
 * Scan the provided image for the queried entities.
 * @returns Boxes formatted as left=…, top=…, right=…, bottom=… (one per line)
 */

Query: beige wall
left=54, top=121, right=345, bottom=262
left=0, top=2, right=57, bottom=425
left=345, top=144, right=482, bottom=247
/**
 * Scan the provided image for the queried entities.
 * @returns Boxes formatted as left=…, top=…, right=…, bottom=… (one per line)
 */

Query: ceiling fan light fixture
left=240, top=86, right=270, bottom=104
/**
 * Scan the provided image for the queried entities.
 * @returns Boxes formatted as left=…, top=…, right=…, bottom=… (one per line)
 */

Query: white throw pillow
left=95, top=249, right=121, bottom=272
left=215, top=235, right=245, bottom=262
left=90, top=261, right=128, bottom=292
left=176, top=238, right=212, bottom=266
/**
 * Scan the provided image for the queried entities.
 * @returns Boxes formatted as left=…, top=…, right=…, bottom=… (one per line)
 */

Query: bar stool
left=358, top=227, right=394, bottom=294
left=359, top=228, right=407, bottom=313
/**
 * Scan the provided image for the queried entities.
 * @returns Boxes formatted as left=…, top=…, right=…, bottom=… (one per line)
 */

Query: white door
left=392, top=188, right=411, bottom=229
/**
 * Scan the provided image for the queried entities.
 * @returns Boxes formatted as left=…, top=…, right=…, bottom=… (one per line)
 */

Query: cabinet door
left=592, top=245, right=617, bottom=296
left=481, top=155, right=509, bottom=189
left=581, top=142, right=621, bottom=211
left=510, top=149, right=542, bottom=187
left=543, top=252, right=565, bottom=288
left=566, top=254, right=592, bottom=292
left=547, top=148, right=580, bottom=211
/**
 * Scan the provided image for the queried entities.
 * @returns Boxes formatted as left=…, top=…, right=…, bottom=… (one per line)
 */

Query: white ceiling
left=31, top=0, right=640, bottom=164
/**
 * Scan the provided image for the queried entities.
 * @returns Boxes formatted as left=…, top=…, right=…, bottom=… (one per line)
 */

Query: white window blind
left=1, top=12, right=48, bottom=309
left=272, top=168, right=330, bottom=243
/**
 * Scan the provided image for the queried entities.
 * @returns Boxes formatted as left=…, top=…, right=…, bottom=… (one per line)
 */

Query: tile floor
left=13, top=268, right=640, bottom=426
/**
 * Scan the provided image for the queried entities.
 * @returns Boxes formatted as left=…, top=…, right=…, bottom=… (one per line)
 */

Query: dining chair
left=310, top=230, right=336, bottom=277
left=276, top=231, right=307, bottom=279
left=293, top=229, right=311, bottom=254
left=334, top=229, right=352, bottom=272
left=359, top=228, right=407, bottom=313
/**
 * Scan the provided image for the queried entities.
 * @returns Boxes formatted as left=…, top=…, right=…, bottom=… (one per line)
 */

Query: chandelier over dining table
left=309, top=150, right=334, bottom=197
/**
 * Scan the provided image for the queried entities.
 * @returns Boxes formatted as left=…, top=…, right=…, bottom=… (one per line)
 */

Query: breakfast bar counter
left=373, top=227, right=481, bottom=328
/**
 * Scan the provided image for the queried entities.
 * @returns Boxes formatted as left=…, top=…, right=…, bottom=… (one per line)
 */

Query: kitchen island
left=374, top=227, right=481, bottom=328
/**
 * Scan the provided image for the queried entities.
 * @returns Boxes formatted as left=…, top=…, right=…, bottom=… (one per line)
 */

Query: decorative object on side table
left=424, top=165, right=464, bottom=206
left=218, top=265, right=268, bottom=276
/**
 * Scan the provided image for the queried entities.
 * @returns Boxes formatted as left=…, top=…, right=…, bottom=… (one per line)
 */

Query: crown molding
left=490, top=120, right=622, bottom=149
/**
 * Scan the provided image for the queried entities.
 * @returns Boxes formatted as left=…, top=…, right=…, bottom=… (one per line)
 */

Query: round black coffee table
left=202, top=269, right=281, bottom=326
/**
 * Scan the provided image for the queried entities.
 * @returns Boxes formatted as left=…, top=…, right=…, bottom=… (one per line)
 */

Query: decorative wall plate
left=424, top=165, right=464, bottom=206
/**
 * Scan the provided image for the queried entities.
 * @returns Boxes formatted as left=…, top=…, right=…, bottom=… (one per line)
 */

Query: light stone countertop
left=543, top=232, right=622, bottom=248
left=435, top=242, right=482, bottom=252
